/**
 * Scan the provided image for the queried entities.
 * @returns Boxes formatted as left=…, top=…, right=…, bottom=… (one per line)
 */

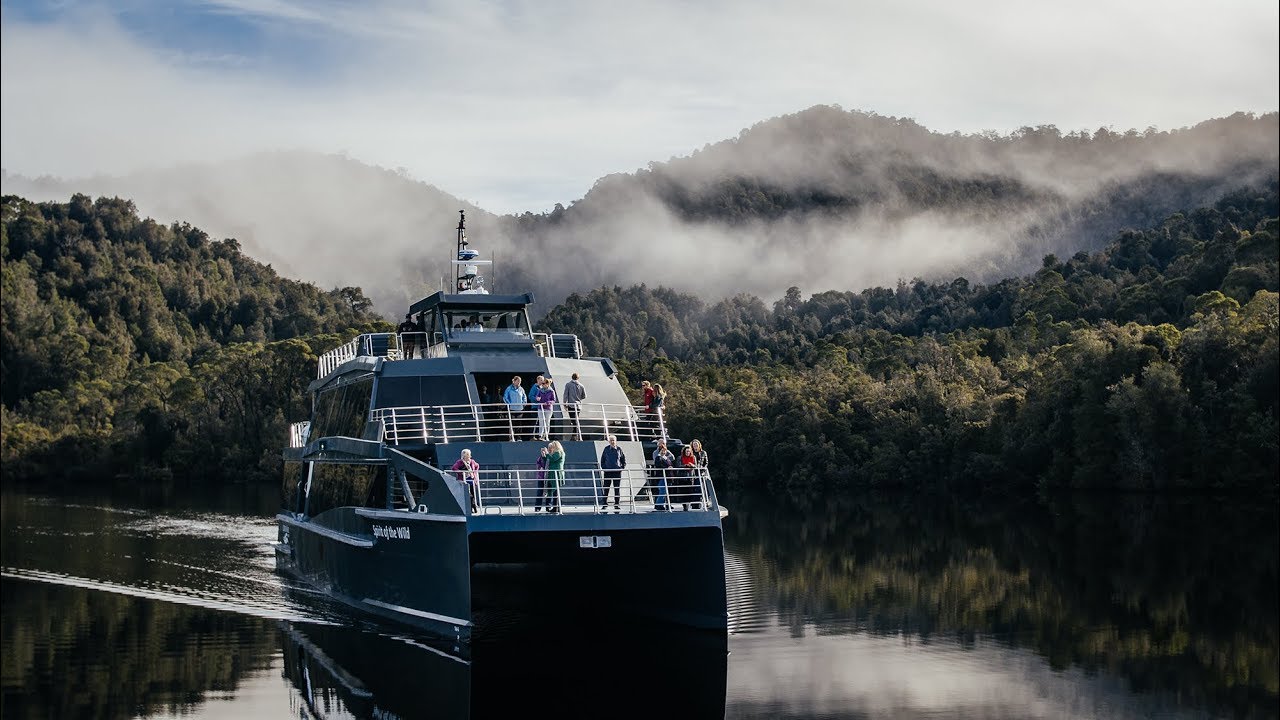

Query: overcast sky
left=2, top=0, right=1276, bottom=215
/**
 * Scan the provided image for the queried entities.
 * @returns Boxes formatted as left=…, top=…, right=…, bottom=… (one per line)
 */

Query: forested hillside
left=1, top=194, right=388, bottom=482
left=1, top=181, right=1276, bottom=495
left=541, top=180, right=1279, bottom=496
left=5, top=108, right=1275, bottom=317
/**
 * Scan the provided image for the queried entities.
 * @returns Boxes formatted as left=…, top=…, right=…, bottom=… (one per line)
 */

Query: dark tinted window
left=312, top=375, right=373, bottom=438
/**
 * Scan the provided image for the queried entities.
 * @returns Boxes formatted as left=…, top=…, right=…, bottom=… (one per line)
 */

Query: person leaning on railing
left=451, top=449, right=481, bottom=512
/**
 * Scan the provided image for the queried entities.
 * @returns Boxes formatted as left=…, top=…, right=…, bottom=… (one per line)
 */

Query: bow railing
left=394, top=465, right=712, bottom=516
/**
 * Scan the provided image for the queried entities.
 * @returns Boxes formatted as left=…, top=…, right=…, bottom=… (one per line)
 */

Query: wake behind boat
left=276, top=212, right=728, bottom=641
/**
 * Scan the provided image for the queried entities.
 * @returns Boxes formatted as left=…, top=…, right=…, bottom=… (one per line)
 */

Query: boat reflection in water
left=280, top=617, right=728, bottom=719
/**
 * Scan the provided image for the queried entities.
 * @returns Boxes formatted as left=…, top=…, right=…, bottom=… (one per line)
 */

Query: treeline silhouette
left=1, top=194, right=389, bottom=483
left=541, top=180, right=1279, bottom=496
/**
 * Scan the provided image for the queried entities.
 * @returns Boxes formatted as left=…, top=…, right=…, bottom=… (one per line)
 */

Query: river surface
left=1, top=481, right=1276, bottom=719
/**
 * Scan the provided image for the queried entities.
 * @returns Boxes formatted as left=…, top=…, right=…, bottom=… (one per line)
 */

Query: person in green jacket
left=543, top=440, right=565, bottom=513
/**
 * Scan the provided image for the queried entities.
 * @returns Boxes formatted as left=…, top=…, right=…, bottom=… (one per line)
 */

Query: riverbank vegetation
left=2, top=183, right=1276, bottom=493
left=1, top=194, right=387, bottom=482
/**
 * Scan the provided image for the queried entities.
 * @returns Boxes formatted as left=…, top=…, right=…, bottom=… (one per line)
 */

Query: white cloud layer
left=3, top=0, right=1277, bottom=214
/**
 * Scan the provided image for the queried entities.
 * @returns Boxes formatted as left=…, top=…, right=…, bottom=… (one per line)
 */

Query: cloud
left=3, top=0, right=1276, bottom=214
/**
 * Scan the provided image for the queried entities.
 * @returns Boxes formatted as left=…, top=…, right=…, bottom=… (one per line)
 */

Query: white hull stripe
left=363, top=598, right=473, bottom=628
left=354, top=507, right=467, bottom=523
left=278, top=514, right=375, bottom=548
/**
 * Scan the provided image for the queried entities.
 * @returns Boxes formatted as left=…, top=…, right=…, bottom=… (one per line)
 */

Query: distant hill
left=1, top=152, right=498, bottom=316
left=5, top=107, right=1276, bottom=316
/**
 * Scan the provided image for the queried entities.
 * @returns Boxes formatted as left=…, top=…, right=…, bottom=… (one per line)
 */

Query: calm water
left=1, top=481, right=1276, bottom=719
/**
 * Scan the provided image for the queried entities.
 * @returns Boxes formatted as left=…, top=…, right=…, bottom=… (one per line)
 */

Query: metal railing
left=316, top=330, right=585, bottom=375
left=448, top=466, right=711, bottom=515
left=397, top=331, right=448, bottom=360
left=316, top=333, right=403, bottom=377
left=289, top=421, right=312, bottom=449
left=373, top=402, right=667, bottom=444
left=532, top=332, right=584, bottom=359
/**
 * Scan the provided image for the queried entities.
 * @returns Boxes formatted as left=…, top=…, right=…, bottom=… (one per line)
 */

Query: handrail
left=288, top=421, right=312, bottom=449
left=373, top=402, right=667, bottom=444
left=431, top=466, right=712, bottom=516
left=531, top=332, right=584, bottom=359
left=316, top=333, right=402, bottom=378
left=317, top=330, right=584, bottom=373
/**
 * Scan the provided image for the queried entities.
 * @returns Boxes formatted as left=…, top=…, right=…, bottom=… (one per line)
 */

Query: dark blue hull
left=277, top=458, right=728, bottom=641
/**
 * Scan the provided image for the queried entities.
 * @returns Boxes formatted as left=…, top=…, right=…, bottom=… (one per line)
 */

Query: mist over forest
left=3, top=106, right=1276, bottom=316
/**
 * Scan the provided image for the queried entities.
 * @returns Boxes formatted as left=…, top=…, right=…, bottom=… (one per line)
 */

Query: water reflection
left=722, top=492, right=1280, bottom=718
left=1, top=483, right=1276, bottom=719
left=279, top=619, right=727, bottom=719
left=1, top=578, right=279, bottom=720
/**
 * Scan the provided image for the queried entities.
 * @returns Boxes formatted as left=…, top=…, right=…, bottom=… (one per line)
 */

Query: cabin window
left=443, top=309, right=529, bottom=334
left=312, top=375, right=374, bottom=438
left=307, top=463, right=382, bottom=516
left=372, top=376, right=470, bottom=409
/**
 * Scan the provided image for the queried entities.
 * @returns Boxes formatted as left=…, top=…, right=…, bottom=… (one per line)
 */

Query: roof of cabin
left=409, top=291, right=536, bottom=315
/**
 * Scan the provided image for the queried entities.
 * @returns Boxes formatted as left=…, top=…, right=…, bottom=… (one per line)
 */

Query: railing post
left=627, top=406, right=638, bottom=441
left=438, top=406, right=449, bottom=444
left=515, top=469, right=525, bottom=515
left=657, top=407, right=667, bottom=440
left=419, top=407, right=428, bottom=443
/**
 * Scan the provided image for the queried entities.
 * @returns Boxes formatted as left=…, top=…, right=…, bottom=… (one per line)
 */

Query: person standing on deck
left=536, top=377, right=557, bottom=441
left=525, top=375, right=546, bottom=440
left=598, top=435, right=626, bottom=511
left=678, top=445, right=699, bottom=510
left=650, top=440, right=674, bottom=511
left=503, top=376, right=527, bottom=441
left=533, top=446, right=551, bottom=512
left=451, top=449, right=481, bottom=512
left=397, top=314, right=418, bottom=359
left=544, top=441, right=565, bottom=513
left=647, top=384, right=667, bottom=438
left=640, top=380, right=655, bottom=411
left=563, top=372, right=587, bottom=440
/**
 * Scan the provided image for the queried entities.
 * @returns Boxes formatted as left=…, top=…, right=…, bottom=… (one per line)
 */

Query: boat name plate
left=578, top=535, right=612, bottom=549
left=372, top=524, right=412, bottom=541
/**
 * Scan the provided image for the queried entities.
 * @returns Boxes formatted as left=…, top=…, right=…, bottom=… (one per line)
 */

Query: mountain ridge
left=4, top=106, right=1276, bottom=316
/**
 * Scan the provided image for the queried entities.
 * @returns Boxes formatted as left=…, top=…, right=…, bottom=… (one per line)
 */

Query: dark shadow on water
left=280, top=615, right=728, bottom=720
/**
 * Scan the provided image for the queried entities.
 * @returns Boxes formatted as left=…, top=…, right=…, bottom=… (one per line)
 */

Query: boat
left=276, top=211, right=729, bottom=642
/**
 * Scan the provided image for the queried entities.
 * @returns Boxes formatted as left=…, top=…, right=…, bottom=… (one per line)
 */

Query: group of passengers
left=647, top=437, right=708, bottom=512
left=450, top=435, right=709, bottom=515
left=499, top=373, right=590, bottom=441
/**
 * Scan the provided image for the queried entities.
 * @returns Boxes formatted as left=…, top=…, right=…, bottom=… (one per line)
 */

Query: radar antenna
left=452, top=209, right=490, bottom=294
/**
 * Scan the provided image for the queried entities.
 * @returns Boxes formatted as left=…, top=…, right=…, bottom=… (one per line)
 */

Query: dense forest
left=0, top=194, right=388, bottom=483
left=542, top=179, right=1279, bottom=496
left=1, top=181, right=1277, bottom=495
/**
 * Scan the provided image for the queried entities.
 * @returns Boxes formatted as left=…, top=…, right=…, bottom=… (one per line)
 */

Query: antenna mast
left=450, top=209, right=489, bottom=294
left=454, top=210, right=468, bottom=292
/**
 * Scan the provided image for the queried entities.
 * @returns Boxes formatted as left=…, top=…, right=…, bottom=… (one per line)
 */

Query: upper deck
left=316, top=290, right=585, bottom=379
